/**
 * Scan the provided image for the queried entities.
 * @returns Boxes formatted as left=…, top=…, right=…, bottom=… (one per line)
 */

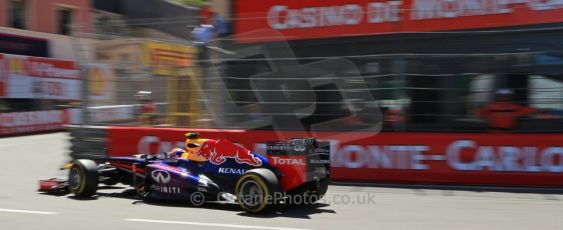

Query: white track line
left=125, top=218, right=313, bottom=230
left=0, top=208, right=57, bottom=215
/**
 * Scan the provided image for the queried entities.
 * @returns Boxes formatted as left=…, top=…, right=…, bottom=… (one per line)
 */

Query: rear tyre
left=235, top=169, right=281, bottom=213
left=68, top=159, right=98, bottom=197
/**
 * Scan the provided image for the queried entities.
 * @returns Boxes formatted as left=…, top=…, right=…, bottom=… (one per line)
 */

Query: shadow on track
left=39, top=183, right=337, bottom=218
left=83, top=189, right=336, bottom=218
left=237, top=203, right=336, bottom=219
left=67, top=195, right=99, bottom=201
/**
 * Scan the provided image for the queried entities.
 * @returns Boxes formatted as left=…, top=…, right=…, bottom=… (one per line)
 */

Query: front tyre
left=68, top=159, right=98, bottom=197
left=235, top=169, right=281, bottom=213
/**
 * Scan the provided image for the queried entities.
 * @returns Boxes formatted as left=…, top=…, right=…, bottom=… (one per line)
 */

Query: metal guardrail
left=67, top=125, right=108, bottom=159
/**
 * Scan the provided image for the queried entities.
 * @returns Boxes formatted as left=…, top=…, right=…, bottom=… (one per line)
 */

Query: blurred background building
left=0, top=0, right=207, bottom=134
left=0, top=0, right=562, bottom=134
left=92, top=0, right=210, bottom=127
left=0, top=0, right=94, bottom=129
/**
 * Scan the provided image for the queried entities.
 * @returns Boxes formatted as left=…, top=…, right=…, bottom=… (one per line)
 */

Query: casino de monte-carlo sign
left=234, top=0, right=563, bottom=42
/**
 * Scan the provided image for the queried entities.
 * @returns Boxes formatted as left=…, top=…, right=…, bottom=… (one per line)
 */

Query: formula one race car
left=40, top=133, right=330, bottom=213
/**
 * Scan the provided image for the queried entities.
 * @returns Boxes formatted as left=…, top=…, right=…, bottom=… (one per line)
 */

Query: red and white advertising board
left=2, top=54, right=81, bottom=100
left=234, top=0, right=563, bottom=43
left=107, top=127, right=563, bottom=186
left=0, top=110, right=69, bottom=135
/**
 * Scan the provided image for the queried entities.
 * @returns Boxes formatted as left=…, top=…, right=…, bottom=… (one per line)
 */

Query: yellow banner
left=143, top=42, right=196, bottom=76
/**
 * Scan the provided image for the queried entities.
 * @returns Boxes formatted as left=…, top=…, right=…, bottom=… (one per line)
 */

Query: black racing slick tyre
left=235, top=169, right=281, bottom=213
left=68, top=159, right=99, bottom=197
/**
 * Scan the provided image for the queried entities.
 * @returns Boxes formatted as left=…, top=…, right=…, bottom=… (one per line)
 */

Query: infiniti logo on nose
left=151, top=170, right=171, bottom=184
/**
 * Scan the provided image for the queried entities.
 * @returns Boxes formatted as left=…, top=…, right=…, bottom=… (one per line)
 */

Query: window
left=58, top=8, right=74, bottom=35
left=357, top=55, right=563, bottom=132
left=457, top=73, right=563, bottom=132
left=9, top=0, right=26, bottom=29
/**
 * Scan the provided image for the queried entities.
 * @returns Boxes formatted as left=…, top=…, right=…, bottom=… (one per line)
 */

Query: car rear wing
left=266, top=138, right=331, bottom=183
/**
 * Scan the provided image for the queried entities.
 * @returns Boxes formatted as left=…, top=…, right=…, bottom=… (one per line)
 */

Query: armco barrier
left=67, top=125, right=108, bottom=159
left=69, top=126, right=563, bottom=187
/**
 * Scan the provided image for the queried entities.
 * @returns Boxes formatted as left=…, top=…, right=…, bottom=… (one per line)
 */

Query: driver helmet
left=183, top=132, right=207, bottom=162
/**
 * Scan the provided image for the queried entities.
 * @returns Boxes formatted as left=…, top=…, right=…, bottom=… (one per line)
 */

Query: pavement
left=1, top=133, right=563, bottom=230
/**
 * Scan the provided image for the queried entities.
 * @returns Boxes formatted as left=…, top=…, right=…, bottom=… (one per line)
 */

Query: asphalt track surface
left=1, top=133, right=563, bottom=230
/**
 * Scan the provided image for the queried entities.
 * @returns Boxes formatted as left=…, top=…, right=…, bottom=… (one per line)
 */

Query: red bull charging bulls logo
left=195, top=139, right=262, bottom=167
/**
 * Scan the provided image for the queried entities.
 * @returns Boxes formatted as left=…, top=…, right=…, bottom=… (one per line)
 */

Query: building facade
left=0, top=0, right=95, bottom=60
left=0, top=0, right=92, bottom=35
left=0, top=0, right=94, bottom=135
